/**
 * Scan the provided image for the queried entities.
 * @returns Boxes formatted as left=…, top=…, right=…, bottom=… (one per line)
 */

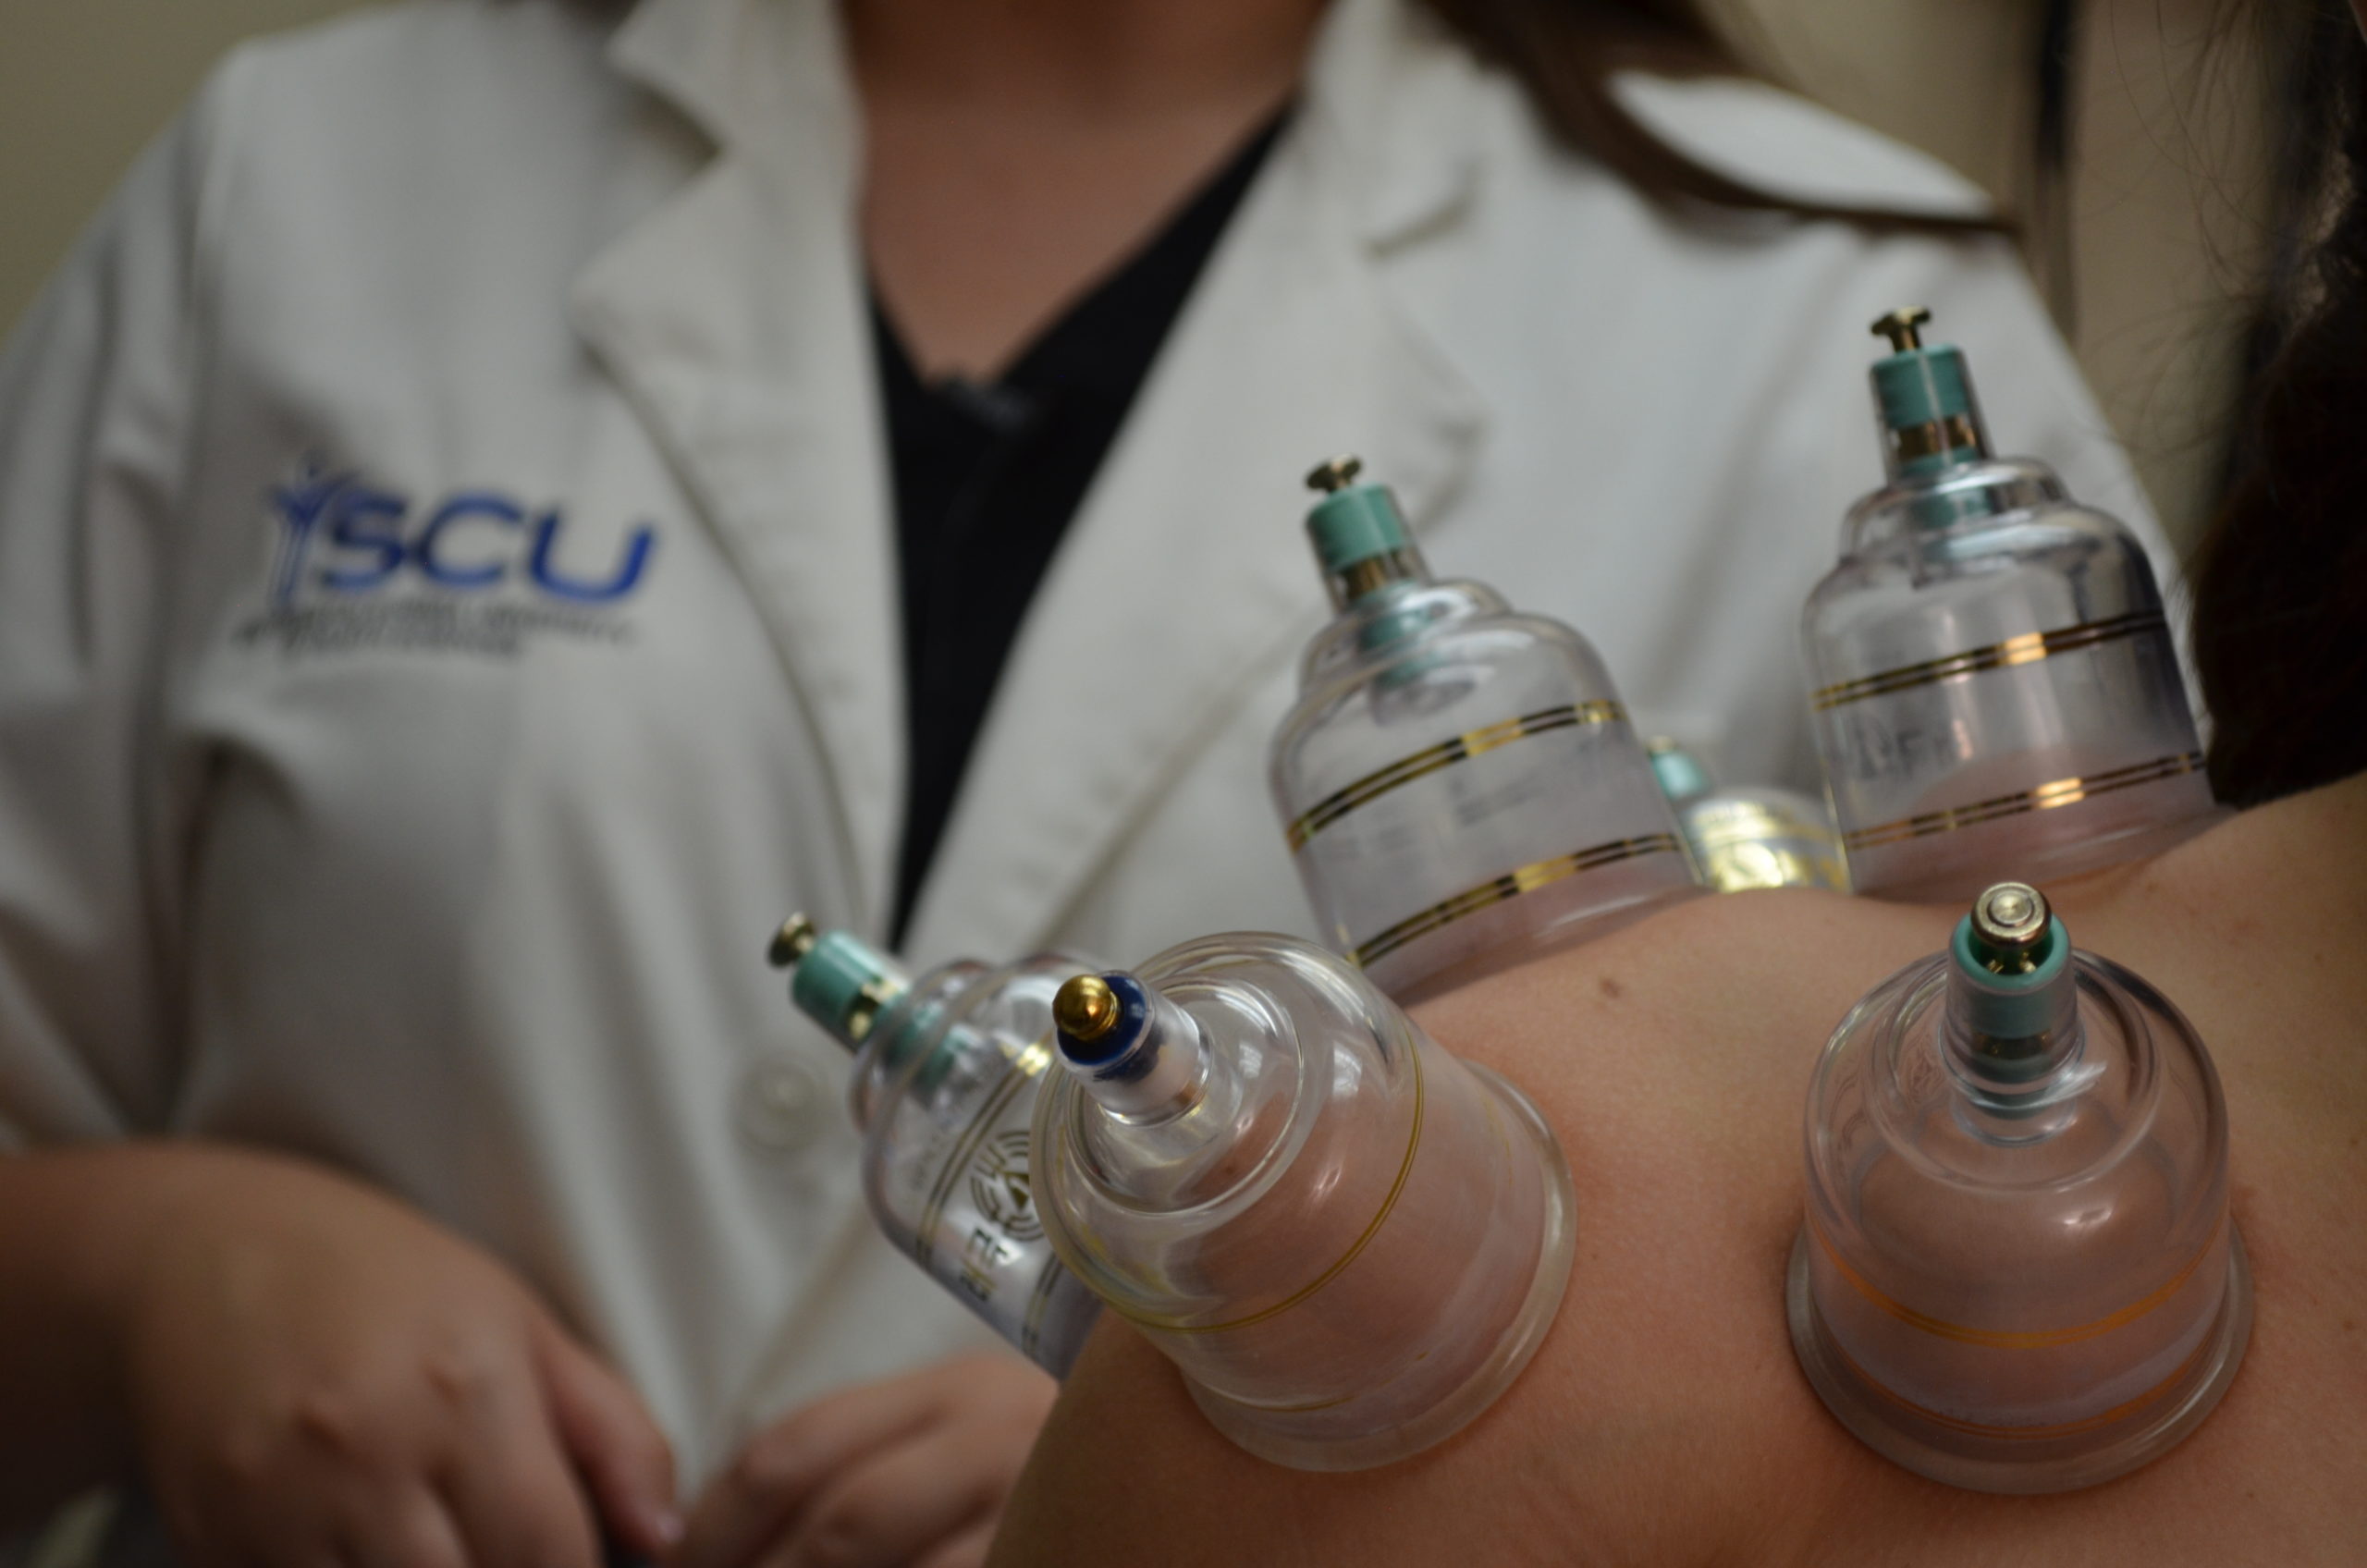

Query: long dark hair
left=1418, top=0, right=2009, bottom=236
left=2192, top=4, right=2367, bottom=805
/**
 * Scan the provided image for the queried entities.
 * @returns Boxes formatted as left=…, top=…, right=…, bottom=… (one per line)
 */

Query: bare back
left=990, top=780, right=2367, bottom=1565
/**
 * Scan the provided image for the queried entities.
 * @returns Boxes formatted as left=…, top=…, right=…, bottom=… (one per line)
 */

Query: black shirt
left=875, top=113, right=1287, bottom=944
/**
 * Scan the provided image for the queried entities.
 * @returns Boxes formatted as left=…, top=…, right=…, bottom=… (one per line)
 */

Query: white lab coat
left=0, top=0, right=2167, bottom=1518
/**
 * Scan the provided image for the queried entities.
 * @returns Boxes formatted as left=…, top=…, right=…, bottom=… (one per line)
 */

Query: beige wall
left=0, top=0, right=373, bottom=323
left=0, top=0, right=2278, bottom=545
left=1729, top=0, right=2278, bottom=548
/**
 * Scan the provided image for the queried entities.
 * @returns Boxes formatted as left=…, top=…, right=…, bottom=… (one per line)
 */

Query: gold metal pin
left=767, top=914, right=819, bottom=969
left=1871, top=307, right=1933, bottom=354
left=844, top=979, right=897, bottom=1044
left=1971, top=881, right=2050, bottom=970
left=1306, top=455, right=1364, bottom=494
left=1054, top=974, right=1122, bottom=1044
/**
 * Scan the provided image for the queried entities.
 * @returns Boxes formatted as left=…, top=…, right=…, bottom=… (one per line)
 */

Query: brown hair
left=2192, top=5, right=2367, bottom=805
left=1417, top=0, right=2011, bottom=236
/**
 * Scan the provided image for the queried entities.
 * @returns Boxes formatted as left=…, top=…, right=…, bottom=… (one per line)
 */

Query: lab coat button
left=735, top=1057, right=833, bottom=1156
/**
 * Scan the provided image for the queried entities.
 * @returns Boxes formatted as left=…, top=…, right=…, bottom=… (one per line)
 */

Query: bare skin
left=990, top=775, right=2367, bottom=1564
left=672, top=1354, right=1054, bottom=1568
left=850, top=0, right=1324, bottom=379
left=0, top=1144, right=680, bottom=1566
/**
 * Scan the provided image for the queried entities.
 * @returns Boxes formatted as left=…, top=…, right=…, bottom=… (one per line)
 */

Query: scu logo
left=268, top=465, right=657, bottom=608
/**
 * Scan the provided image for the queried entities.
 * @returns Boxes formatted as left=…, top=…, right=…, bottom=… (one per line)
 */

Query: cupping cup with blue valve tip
left=1647, top=738, right=1848, bottom=893
left=1269, top=456, right=1699, bottom=1001
left=767, top=916, right=1102, bottom=1376
left=1801, top=310, right=2217, bottom=902
left=1031, top=932, right=1576, bottom=1471
left=1788, top=881, right=2250, bottom=1492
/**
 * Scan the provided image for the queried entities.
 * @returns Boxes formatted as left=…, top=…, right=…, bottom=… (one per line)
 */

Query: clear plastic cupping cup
left=1647, top=738, right=1849, bottom=893
left=1800, top=309, right=2217, bottom=902
left=1269, top=457, right=1699, bottom=1001
left=1786, top=882, right=2251, bottom=1493
left=1031, top=932, right=1577, bottom=1471
left=768, top=917, right=1103, bottom=1377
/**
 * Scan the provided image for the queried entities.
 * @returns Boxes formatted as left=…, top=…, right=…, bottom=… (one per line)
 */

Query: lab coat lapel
left=571, top=0, right=905, bottom=933
left=905, top=0, right=1490, bottom=961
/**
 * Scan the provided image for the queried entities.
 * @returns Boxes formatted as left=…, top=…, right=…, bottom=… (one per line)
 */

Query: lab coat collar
left=607, top=0, right=799, bottom=151
left=577, top=0, right=906, bottom=934
left=901, top=0, right=1491, bottom=961
left=583, top=0, right=1490, bottom=956
left=1309, top=0, right=1490, bottom=249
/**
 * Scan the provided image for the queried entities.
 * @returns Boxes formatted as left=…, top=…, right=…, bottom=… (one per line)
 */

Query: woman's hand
left=673, top=1354, right=1055, bottom=1568
left=117, top=1151, right=680, bottom=1568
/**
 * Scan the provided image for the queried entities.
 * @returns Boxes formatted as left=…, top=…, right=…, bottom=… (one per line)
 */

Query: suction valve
left=1969, top=881, right=2047, bottom=955
left=767, top=913, right=906, bottom=1050
left=1052, top=971, right=1208, bottom=1121
left=1299, top=453, right=1420, bottom=605
left=1052, top=973, right=1121, bottom=1043
left=1864, top=304, right=1989, bottom=479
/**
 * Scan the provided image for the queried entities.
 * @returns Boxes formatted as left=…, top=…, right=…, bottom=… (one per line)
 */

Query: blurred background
left=0, top=0, right=2277, bottom=549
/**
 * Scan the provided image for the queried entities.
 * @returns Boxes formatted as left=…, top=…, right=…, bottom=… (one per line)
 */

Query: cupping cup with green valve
left=1269, top=457, right=1699, bottom=1001
left=1646, top=737, right=1848, bottom=893
left=1801, top=310, right=2217, bottom=901
left=1788, top=881, right=2250, bottom=1492
left=1031, top=932, right=1576, bottom=1471
left=767, top=916, right=1103, bottom=1376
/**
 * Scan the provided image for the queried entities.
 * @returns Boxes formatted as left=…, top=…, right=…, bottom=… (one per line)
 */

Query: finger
left=776, top=1422, right=1014, bottom=1568
left=437, top=1357, right=607, bottom=1568
left=335, top=1487, right=469, bottom=1568
left=912, top=1515, right=998, bottom=1568
left=674, top=1375, right=947, bottom=1568
left=167, top=1444, right=370, bottom=1568
left=536, top=1318, right=682, bottom=1557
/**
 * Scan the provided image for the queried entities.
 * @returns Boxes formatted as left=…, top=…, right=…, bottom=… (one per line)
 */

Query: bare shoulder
left=994, top=866, right=2367, bottom=1566
left=1415, top=887, right=1943, bottom=1066
left=994, top=892, right=1923, bottom=1568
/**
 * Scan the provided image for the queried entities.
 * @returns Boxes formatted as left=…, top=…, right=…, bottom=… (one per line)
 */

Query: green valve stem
left=768, top=914, right=911, bottom=1052
left=1944, top=882, right=2081, bottom=1114
left=1869, top=307, right=1993, bottom=487
left=1645, top=737, right=1713, bottom=805
left=1304, top=455, right=1430, bottom=610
